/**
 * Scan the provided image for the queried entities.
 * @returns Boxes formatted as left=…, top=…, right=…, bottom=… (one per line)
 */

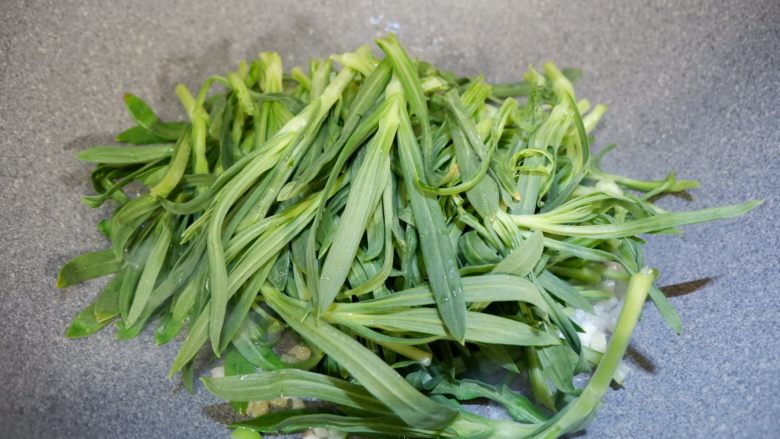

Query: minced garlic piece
left=245, top=400, right=269, bottom=417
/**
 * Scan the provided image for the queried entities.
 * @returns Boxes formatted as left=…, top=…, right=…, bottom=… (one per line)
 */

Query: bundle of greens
left=59, top=35, right=758, bottom=438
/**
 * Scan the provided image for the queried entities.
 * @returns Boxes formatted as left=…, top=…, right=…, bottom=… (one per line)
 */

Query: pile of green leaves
left=59, top=35, right=758, bottom=438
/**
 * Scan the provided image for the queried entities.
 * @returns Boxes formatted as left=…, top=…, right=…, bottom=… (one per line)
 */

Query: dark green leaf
left=57, top=249, right=121, bottom=288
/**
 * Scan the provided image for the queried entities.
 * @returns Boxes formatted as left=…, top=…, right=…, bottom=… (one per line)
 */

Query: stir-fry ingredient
left=59, top=35, right=759, bottom=438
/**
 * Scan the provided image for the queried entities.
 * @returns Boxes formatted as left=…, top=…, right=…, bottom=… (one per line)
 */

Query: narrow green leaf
left=444, top=90, right=499, bottom=219
left=126, top=219, right=172, bottom=325
left=123, top=93, right=159, bottom=130
left=82, top=160, right=163, bottom=208
left=396, top=102, right=467, bottom=342
left=154, top=312, right=187, bottom=346
left=168, top=303, right=210, bottom=378
left=341, top=181, right=395, bottom=298
left=335, top=274, right=548, bottom=314
left=232, top=411, right=441, bottom=437
left=151, top=131, right=192, bottom=198
left=94, top=274, right=123, bottom=322
left=317, top=102, right=397, bottom=314
left=116, top=126, right=166, bottom=144
left=262, top=284, right=456, bottom=430
left=512, top=200, right=762, bottom=239
left=57, top=249, right=121, bottom=288
left=228, top=72, right=257, bottom=116
left=118, top=261, right=143, bottom=322
left=333, top=308, right=558, bottom=346
left=479, top=344, right=520, bottom=374
left=535, top=281, right=582, bottom=353
left=460, top=231, right=501, bottom=266
left=77, top=145, right=174, bottom=165
left=65, top=303, right=113, bottom=338
left=68, top=274, right=123, bottom=337
left=204, top=369, right=388, bottom=413
left=648, top=285, right=682, bottom=334
left=493, top=230, right=544, bottom=277
left=268, top=249, right=291, bottom=291
left=433, top=379, right=548, bottom=423
left=109, top=194, right=159, bottom=259
left=538, top=270, right=594, bottom=312
left=231, top=322, right=286, bottom=371
left=537, top=341, right=577, bottom=394
left=123, top=93, right=184, bottom=140
left=219, top=257, right=276, bottom=351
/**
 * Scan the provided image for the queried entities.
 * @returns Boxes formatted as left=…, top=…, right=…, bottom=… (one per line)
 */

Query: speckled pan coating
left=1, top=1, right=778, bottom=437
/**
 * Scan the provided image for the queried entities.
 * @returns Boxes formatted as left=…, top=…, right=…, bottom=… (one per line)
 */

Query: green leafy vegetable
left=59, top=35, right=760, bottom=438
left=57, top=249, right=122, bottom=288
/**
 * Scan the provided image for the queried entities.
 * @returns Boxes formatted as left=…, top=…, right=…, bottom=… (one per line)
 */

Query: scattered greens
left=59, top=35, right=759, bottom=438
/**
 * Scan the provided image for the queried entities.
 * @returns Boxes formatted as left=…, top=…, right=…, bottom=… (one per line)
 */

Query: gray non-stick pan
left=1, top=0, right=777, bottom=437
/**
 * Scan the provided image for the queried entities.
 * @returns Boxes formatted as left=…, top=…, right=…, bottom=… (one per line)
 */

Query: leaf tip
left=56, top=265, right=73, bottom=288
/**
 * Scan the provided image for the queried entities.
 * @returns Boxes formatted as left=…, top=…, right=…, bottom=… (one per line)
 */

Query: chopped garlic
left=302, top=427, right=347, bottom=439
left=269, top=396, right=290, bottom=409
left=614, top=361, right=631, bottom=384
left=288, top=344, right=312, bottom=361
left=590, top=331, right=607, bottom=352
left=290, top=397, right=306, bottom=409
left=246, top=400, right=269, bottom=417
